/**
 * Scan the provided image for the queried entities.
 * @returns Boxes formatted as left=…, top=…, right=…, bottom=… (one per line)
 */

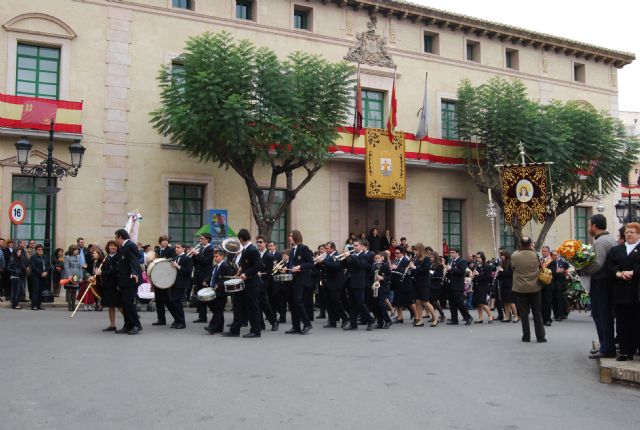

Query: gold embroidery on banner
left=500, top=165, right=547, bottom=225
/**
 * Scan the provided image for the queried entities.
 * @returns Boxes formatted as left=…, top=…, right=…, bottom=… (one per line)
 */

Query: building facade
left=0, top=0, right=634, bottom=254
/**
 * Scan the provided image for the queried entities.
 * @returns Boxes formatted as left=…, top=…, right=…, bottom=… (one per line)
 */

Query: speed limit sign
left=9, top=200, right=27, bottom=225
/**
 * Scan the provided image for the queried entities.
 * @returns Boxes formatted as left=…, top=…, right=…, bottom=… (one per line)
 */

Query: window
left=236, top=1, right=254, bottom=21
left=362, top=90, right=384, bottom=129
left=574, top=62, right=585, bottom=83
left=16, top=44, right=60, bottom=99
left=171, top=61, right=185, bottom=85
left=505, top=48, right=519, bottom=70
left=499, top=213, right=516, bottom=252
left=423, top=31, right=439, bottom=55
left=466, top=40, right=480, bottom=63
left=11, top=176, right=56, bottom=246
left=574, top=207, right=589, bottom=243
left=262, top=189, right=288, bottom=250
left=441, top=100, right=458, bottom=139
left=443, top=199, right=463, bottom=252
left=293, top=7, right=311, bottom=30
left=168, top=184, right=204, bottom=244
left=172, top=0, right=193, bottom=9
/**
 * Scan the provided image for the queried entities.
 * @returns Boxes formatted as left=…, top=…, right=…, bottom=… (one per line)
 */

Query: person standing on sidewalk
left=511, top=236, right=546, bottom=343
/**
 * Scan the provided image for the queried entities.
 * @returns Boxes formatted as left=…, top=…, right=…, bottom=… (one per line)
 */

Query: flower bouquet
left=565, top=268, right=591, bottom=312
left=59, top=274, right=79, bottom=286
left=555, top=240, right=595, bottom=270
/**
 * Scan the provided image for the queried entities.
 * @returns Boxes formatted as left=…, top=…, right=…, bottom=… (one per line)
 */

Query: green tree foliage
left=457, top=77, right=639, bottom=247
left=151, top=32, right=354, bottom=237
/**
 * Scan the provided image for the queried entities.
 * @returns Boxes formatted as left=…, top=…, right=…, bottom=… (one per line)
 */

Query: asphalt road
left=1, top=308, right=638, bottom=430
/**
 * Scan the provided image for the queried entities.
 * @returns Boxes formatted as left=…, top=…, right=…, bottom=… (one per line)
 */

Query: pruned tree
left=456, top=77, right=639, bottom=248
left=151, top=32, right=354, bottom=238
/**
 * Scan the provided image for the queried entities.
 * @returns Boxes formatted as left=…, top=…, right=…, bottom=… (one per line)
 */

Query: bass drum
left=147, top=258, right=177, bottom=289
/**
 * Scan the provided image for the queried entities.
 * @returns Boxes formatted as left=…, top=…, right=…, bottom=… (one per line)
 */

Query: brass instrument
left=372, top=263, right=381, bottom=298
left=313, top=252, right=327, bottom=264
left=186, top=242, right=203, bottom=257
left=221, top=237, right=243, bottom=254
left=272, top=259, right=286, bottom=275
left=335, top=249, right=355, bottom=261
left=402, top=256, right=417, bottom=281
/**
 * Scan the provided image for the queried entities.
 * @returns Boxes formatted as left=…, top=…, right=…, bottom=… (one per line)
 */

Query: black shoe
left=102, top=326, right=117, bottom=332
left=204, top=327, right=215, bottom=334
left=193, top=318, right=206, bottom=323
left=243, top=332, right=261, bottom=338
left=242, top=322, right=248, bottom=327
left=301, top=325, right=312, bottom=335
left=366, top=322, right=375, bottom=331
left=521, top=336, right=531, bottom=342
left=285, top=328, right=302, bottom=334
left=446, top=320, right=459, bottom=325
left=393, top=318, right=404, bottom=324
left=271, top=322, right=279, bottom=332
left=537, top=338, right=547, bottom=343
left=501, top=318, right=512, bottom=323
left=616, top=354, right=633, bottom=362
left=316, top=313, right=326, bottom=319
left=127, top=327, right=140, bottom=335
left=173, top=323, right=186, bottom=329
left=343, top=325, right=357, bottom=331
left=323, top=323, right=337, bottom=328
left=589, top=352, right=616, bottom=359
left=383, top=321, right=392, bottom=329
left=279, top=316, right=286, bottom=323
left=152, top=321, right=166, bottom=326
left=474, top=320, right=483, bottom=324
left=465, top=318, right=474, bottom=326
left=554, top=317, right=562, bottom=322
left=260, top=324, right=266, bottom=331
left=341, top=320, right=350, bottom=329
left=544, top=321, right=552, bottom=327
left=115, top=327, right=131, bottom=334
left=222, top=332, right=240, bottom=337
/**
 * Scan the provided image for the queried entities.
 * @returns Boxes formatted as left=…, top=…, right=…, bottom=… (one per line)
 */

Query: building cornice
left=314, top=0, right=634, bottom=68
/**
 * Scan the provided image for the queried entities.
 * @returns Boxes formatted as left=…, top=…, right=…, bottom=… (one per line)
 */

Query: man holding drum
left=204, top=249, right=234, bottom=335
left=152, top=235, right=176, bottom=326
left=191, top=233, right=214, bottom=323
left=166, top=243, right=191, bottom=329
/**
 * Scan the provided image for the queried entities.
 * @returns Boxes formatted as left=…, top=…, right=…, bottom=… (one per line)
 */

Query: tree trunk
left=535, top=214, right=557, bottom=251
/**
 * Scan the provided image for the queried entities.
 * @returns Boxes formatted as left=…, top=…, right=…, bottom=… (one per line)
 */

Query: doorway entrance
left=348, top=183, right=394, bottom=238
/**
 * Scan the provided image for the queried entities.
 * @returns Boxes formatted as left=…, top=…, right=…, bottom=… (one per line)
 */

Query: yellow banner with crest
left=365, top=128, right=406, bottom=199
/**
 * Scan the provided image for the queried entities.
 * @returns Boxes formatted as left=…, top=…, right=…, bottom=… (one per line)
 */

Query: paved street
left=2, top=307, right=639, bottom=430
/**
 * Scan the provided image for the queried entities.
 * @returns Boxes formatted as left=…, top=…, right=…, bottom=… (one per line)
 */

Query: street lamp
left=615, top=199, right=640, bottom=224
left=14, top=122, right=86, bottom=266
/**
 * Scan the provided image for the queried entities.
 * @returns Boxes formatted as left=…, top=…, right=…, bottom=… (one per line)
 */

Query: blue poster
left=209, top=209, right=228, bottom=247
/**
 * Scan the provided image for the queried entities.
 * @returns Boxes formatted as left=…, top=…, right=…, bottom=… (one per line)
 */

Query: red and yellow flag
left=0, top=93, right=83, bottom=133
left=386, top=77, right=397, bottom=143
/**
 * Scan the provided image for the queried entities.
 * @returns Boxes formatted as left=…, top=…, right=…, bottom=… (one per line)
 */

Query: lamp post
left=15, top=122, right=85, bottom=261
left=615, top=192, right=640, bottom=224
left=486, top=188, right=499, bottom=262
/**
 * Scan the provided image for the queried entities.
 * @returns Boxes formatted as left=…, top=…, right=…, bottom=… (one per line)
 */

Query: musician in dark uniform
left=317, top=241, right=349, bottom=328
left=114, top=229, right=143, bottom=334
left=446, top=249, right=474, bottom=325
left=390, top=247, right=411, bottom=323
left=224, top=229, right=265, bottom=338
left=164, top=242, right=190, bottom=329
left=191, top=233, right=214, bottom=323
left=285, top=230, right=314, bottom=335
left=371, top=252, right=392, bottom=329
left=97, top=240, right=120, bottom=331
left=152, top=235, right=176, bottom=326
left=344, top=239, right=376, bottom=331
left=256, top=235, right=279, bottom=331
left=204, top=248, right=233, bottom=334
left=266, top=241, right=285, bottom=322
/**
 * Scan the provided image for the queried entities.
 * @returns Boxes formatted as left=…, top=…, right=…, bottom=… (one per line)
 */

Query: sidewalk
left=599, top=357, right=640, bottom=387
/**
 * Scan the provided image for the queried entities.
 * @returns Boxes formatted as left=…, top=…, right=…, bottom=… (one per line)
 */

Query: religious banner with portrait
left=500, top=164, right=548, bottom=225
left=365, top=128, right=406, bottom=199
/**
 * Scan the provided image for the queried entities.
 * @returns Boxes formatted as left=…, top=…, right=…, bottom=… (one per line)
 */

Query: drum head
left=224, top=278, right=243, bottom=287
left=148, top=258, right=177, bottom=289
left=197, top=287, right=216, bottom=301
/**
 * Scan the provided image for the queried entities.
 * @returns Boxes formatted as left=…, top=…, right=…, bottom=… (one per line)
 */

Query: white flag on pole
left=415, top=75, right=428, bottom=141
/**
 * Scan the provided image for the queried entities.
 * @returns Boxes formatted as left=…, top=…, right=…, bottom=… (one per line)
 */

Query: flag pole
left=417, top=72, right=427, bottom=160
left=351, top=63, right=361, bottom=154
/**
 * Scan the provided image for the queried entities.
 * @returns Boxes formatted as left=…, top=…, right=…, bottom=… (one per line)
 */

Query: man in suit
left=367, top=228, right=382, bottom=253
left=223, top=229, right=264, bottom=338
left=317, top=241, right=349, bottom=328
left=547, top=250, right=570, bottom=323
left=205, top=249, right=234, bottom=334
left=165, top=242, right=190, bottom=329
left=446, top=249, right=473, bottom=325
left=539, top=246, right=556, bottom=326
left=256, top=235, right=279, bottom=331
left=29, top=244, right=49, bottom=310
left=191, top=232, right=214, bottom=323
left=285, top=230, right=314, bottom=335
left=114, top=229, right=143, bottom=335
left=344, top=239, right=376, bottom=331
left=266, top=240, right=285, bottom=322
left=606, top=222, right=640, bottom=361
left=152, top=235, right=177, bottom=326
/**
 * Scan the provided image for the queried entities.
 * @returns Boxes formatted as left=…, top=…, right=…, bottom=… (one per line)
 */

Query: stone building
left=0, top=0, right=634, bottom=254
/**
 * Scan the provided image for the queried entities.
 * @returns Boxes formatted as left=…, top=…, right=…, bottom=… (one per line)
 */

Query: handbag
left=40, top=288, right=54, bottom=303
left=538, top=263, right=552, bottom=285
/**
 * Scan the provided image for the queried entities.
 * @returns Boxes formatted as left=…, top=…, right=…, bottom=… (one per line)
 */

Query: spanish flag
left=386, top=71, right=397, bottom=143
left=0, top=93, right=83, bottom=133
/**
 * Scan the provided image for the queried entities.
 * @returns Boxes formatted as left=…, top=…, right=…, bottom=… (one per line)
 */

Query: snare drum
left=274, top=273, right=293, bottom=282
left=147, top=258, right=177, bottom=289
left=197, top=287, right=216, bottom=302
left=223, top=278, right=245, bottom=293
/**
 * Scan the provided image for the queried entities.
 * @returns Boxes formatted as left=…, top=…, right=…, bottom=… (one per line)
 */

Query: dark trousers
left=449, top=288, right=472, bottom=322
left=234, top=284, right=261, bottom=335
left=259, top=281, right=277, bottom=326
left=165, top=288, right=185, bottom=325
left=318, top=285, right=330, bottom=317
left=10, top=276, right=22, bottom=308
left=615, top=303, right=640, bottom=356
left=590, top=279, right=616, bottom=354
left=372, top=287, right=391, bottom=324
left=154, top=288, right=169, bottom=323
left=541, top=284, right=556, bottom=323
left=554, top=282, right=568, bottom=317
left=515, top=291, right=545, bottom=341
left=119, top=285, right=141, bottom=330
left=196, top=284, right=209, bottom=320
left=276, top=281, right=290, bottom=322
left=207, top=296, right=227, bottom=332
left=327, top=287, right=349, bottom=324
left=349, top=287, right=373, bottom=326
left=30, top=275, right=44, bottom=309
left=304, top=285, right=314, bottom=322
left=289, top=283, right=311, bottom=330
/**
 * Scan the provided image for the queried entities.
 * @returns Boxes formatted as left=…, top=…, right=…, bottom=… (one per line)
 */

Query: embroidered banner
left=500, top=164, right=548, bottom=225
left=365, top=128, right=406, bottom=199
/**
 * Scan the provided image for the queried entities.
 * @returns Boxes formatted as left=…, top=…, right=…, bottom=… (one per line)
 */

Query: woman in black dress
left=51, top=248, right=65, bottom=297
left=96, top=240, right=121, bottom=331
left=411, top=243, right=437, bottom=327
left=496, top=250, right=518, bottom=323
left=8, top=249, right=26, bottom=309
left=429, top=252, right=446, bottom=323
left=472, top=251, right=494, bottom=323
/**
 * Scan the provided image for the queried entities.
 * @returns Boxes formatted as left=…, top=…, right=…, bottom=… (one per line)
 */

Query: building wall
left=0, top=0, right=627, bottom=254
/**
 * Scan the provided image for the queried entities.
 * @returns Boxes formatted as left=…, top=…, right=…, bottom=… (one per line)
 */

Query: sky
left=409, top=0, right=640, bottom=112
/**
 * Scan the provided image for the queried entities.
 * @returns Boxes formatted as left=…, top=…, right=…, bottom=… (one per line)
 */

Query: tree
left=456, top=77, right=639, bottom=248
left=151, top=32, right=354, bottom=239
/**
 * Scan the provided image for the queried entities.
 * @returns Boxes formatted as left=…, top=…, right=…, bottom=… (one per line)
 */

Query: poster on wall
left=209, top=209, right=228, bottom=248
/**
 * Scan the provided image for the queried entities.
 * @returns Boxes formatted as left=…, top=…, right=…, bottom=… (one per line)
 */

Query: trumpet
left=186, top=242, right=203, bottom=257
left=335, top=249, right=355, bottom=261
left=313, top=252, right=327, bottom=264
left=272, top=259, right=286, bottom=275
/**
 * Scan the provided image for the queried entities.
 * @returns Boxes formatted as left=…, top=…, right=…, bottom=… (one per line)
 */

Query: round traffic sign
left=9, top=200, right=27, bottom=225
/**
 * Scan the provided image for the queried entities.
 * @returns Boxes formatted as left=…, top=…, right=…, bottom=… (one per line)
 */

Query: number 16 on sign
left=9, top=200, right=27, bottom=225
